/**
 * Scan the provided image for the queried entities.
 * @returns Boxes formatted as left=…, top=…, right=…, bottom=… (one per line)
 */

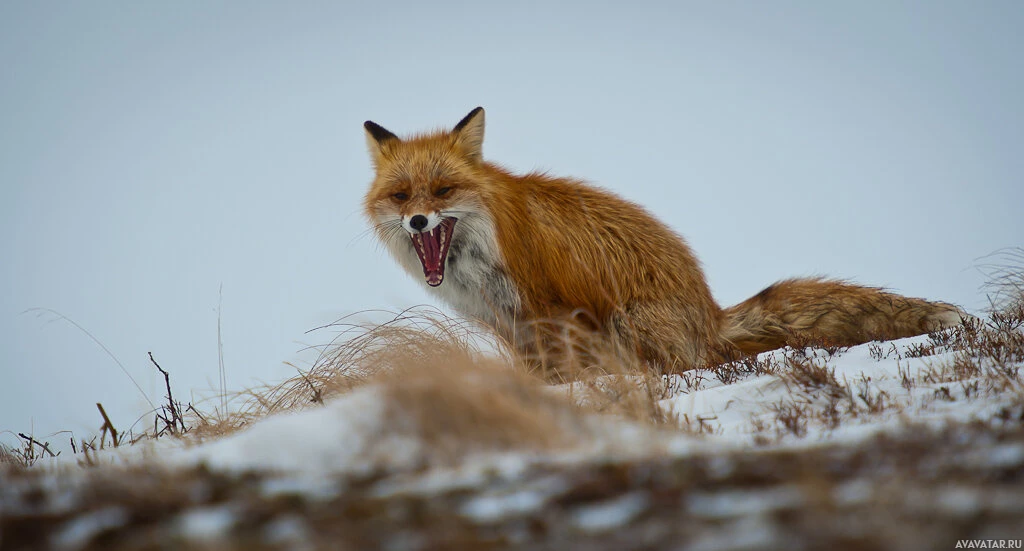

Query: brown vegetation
left=2, top=256, right=1023, bottom=550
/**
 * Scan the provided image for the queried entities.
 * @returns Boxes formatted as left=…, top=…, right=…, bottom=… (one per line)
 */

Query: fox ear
left=452, top=107, right=485, bottom=162
left=364, top=120, right=399, bottom=165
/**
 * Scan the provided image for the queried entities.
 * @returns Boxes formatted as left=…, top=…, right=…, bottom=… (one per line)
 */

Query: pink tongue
left=410, top=218, right=456, bottom=287
left=420, top=229, right=442, bottom=282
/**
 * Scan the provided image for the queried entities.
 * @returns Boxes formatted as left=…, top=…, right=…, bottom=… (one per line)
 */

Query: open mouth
left=410, top=217, right=457, bottom=287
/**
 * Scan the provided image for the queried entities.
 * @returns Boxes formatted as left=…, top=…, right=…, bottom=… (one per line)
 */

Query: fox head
left=363, top=107, right=491, bottom=288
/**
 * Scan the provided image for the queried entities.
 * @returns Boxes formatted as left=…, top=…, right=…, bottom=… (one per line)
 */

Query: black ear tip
left=454, top=107, right=486, bottom=132
left=365, top=120, right=398, bottom=143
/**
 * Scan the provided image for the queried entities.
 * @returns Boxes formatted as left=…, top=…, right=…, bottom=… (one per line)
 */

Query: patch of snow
left=832, top=479, right=874, bottom=506
left=52, top=506, right=128, bottom=549
left=937, top=487, right=983, bottom=516
left=983, top=444, right=1024, bottom=469
left=460, top=489, right=549, bottom=522
left=663, top=374, right=788, bottom=438
left=659, top=334, right=1022, bottom=448
left=157, top=378, right=681, bottom=479
left=686, top=486, right=806, bottom=519
left=260, top=475, right=343, bottom=501
left=3, top=473, right=83, bottom=517
left=175, top=505, right=236, bottom=540
left=371, top=459, right=506, bottom=499
left=682, top=516, right=784, bottom=551
left=459, top=472, right=569, bottom=522
left=262, top=515, right=311, bottom=547
left=570, top=492, right=649, bottom=532
left=169, top=386, right=391, bottom=474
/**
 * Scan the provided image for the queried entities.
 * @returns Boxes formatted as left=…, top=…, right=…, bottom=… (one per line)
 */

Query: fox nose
left=409, top=214, right=428, bottom=232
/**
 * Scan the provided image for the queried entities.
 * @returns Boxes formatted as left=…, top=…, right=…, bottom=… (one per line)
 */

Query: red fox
left=363, top=107, right=963, bottom=380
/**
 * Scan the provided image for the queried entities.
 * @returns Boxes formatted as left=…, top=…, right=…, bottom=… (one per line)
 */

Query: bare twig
left=287, top=362, right=323, bottom=405
left=149, top=351, right=187, bottom=436
left=186, top=403, right=208, bottom=424
left=95, top=403, right=120, bottom=449
left=17, top=433, right=58, bottom=458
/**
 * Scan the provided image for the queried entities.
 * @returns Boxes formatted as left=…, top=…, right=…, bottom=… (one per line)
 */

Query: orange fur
left=363, top=108, right=963, bottom=379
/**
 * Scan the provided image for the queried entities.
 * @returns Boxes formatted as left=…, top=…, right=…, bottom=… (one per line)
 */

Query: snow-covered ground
left=3, top=322, right=1023, bottom=550
left=78, top=333, right=1017, bottom=476
left=661, top=333, right=1016, bottom=445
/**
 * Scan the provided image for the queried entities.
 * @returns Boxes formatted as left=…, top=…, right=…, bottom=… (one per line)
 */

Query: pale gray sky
left=2, top=1, right=1022, bottom=448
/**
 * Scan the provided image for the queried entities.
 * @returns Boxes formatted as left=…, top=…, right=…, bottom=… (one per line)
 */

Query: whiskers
left=349, top=218, right=406, bottom=249
left=351, top=207, right=479, bottom=251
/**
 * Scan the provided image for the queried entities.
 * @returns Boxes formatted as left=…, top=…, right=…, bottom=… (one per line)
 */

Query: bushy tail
left=720, top=278, right=965, bottom=356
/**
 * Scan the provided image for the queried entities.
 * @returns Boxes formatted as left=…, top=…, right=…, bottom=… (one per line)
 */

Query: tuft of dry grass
left=181, top=310, right=655, bottom=464
left=0, top=442, right=24, bottom=471
left=770, top=402, right=810, bottom=438
left=374, top=354, right=593, bottom=462
left=179, top=307, right=518, bottom=443
left=281, top=307, right=503, bottom=405
left=570, top=372, right=673, bottom=425
left=174, top=305, right=689, bottom=456
left=781, top=356, right=846, bottom=399
left=0, top=432, right=62, bottom=470
left=977, top=247, right=1024, bottom=312
left=710, top=354, right=781, bottom=385
left=917, top=289, right=1024, bottom=397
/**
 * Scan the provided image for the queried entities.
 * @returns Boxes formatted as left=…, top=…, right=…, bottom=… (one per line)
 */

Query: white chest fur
left=382, top=213, right=521, bottom=329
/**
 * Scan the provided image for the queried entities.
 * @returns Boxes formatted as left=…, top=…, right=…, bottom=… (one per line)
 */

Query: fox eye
left=435, top=186, right=453, bottom=197
left=392, top=192, right=408, bottom=201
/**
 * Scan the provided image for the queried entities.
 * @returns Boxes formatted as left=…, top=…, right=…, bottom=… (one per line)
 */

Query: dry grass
left=0, top=306, right=669, bottom=457
left=3, top=263, right=1024, bottom=548
left=978, top=247, right=1024, bottom=311
left=0, top=442, right=25, bottom=471
left=7, top=261, right=1024, bottom=471
left=570, top=372, right=675, bottom=426
left=0, top=431, right=62, bottom=470
left=167, top=305, right=677, bottom=461
left=176, top=310, right=667, bottom=468
left=918, top=290, right=1024, bottom=396
left=180, top=307, right=520, bottom=443
left=376, top=356, right=591, bottom=462
left=170, top=267, right=1024, bottom=453
left=780, top=356, right=845, bottom=399
left=710, top=354, right=782, bottom=385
